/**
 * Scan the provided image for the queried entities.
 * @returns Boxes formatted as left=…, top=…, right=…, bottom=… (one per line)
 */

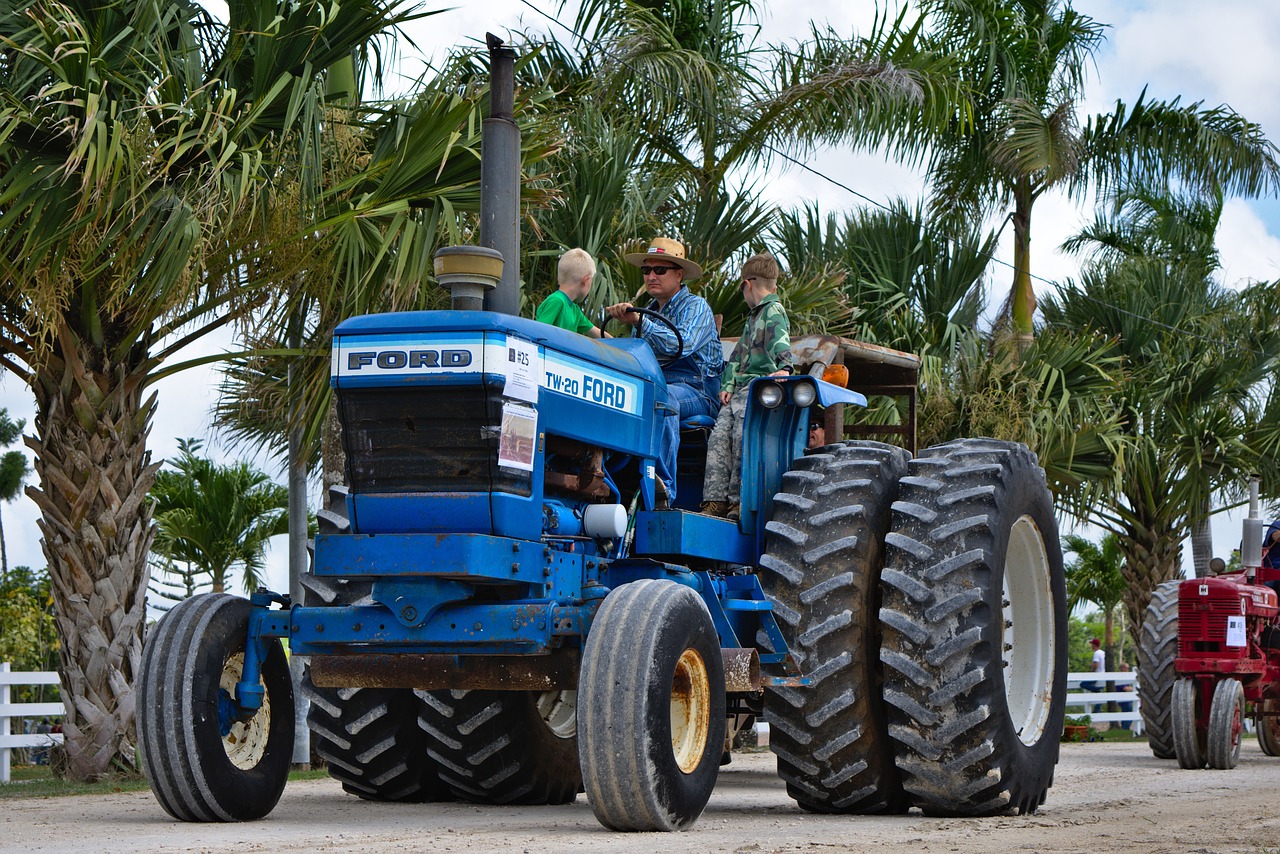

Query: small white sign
left=504, top=338, right=541, bottom=403
left=1226, top=615, right=1246, bottom=648
left=497, top=403, right=538, bottom=471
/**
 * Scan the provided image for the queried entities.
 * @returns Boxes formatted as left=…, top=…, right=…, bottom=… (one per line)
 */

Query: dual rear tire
left=759, top=438, right=1066, bottom=819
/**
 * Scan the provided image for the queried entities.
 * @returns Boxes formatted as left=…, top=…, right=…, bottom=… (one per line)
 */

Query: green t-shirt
left=535, top=290, right=595, bottom=335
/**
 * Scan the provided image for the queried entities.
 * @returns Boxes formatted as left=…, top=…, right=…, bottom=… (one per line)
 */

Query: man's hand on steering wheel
left=605, top=302, right=642, bottom=326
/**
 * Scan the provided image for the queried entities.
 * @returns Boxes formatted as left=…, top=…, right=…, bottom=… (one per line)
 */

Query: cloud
left=1217, top=200, right=1280, bottom=286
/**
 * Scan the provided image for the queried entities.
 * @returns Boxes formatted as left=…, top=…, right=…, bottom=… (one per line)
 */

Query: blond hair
left=558, top=248, right=596, bottom=285
left=741, top=252, right=781, bottom=285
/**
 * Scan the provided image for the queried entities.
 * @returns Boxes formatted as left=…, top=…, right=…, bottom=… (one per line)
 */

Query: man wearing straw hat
left=606, top=237, right=723, bottom=505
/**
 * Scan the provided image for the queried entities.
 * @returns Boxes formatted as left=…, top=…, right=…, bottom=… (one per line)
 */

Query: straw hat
left=624, top=236, right=703, bottom=280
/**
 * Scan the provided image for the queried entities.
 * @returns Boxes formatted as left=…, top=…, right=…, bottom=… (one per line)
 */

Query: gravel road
left=4, top=739, right=1279, bottom=853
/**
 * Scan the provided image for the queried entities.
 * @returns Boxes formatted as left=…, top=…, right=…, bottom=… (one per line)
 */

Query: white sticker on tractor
left=1226, top=615, right=1246, bottom=647
left=503, top=338, right=541, bottom=403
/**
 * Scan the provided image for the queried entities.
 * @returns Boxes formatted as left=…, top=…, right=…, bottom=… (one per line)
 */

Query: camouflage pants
left=702, top=387, right=750, bottom=504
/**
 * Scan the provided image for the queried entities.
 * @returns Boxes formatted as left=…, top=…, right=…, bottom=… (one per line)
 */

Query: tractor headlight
left=757, top=381, right=784, bottom=409
left=791, top=380, right=817, bottom=408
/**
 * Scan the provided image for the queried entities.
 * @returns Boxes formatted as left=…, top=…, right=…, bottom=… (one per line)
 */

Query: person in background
left=807, top=415, right=826, bottom=450
left=606, top=237, right=722, bottom=505
left=534, top=248, right=610, bottom=338
left=1117, top=661, right=1135, bottom=730
left=1260, top=521, right=1280, bottom=598
left=1080, top=637, right=1105, bottom=713
left=700, top=253, right=792, bottom=519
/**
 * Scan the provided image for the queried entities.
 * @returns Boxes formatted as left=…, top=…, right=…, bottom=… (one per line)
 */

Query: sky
left=2, top=0, right=1279, bottom=598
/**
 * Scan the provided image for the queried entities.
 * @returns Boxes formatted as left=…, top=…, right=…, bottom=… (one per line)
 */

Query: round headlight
left=791, top=380, right=817, bottom=408
left=757, top=381, right=784, bottom=408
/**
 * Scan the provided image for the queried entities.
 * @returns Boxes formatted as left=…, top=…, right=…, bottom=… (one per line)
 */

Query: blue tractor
left=137, top=277, right=1067, bottom=829
left=135, top=39, right=1067, bottom=833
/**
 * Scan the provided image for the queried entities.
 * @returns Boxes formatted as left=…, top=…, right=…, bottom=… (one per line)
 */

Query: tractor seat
left=680, top=414, right=716, bottom=430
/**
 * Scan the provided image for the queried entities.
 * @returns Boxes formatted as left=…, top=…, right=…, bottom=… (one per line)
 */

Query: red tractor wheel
left=1171, top=678, right=1206, bottom=770
left=1206, top=679, right=1244, bottom=770
left=1258, top=699, right=1280, bottom=757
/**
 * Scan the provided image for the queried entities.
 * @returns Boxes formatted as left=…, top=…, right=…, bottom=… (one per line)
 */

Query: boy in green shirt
left=701, top=253, right=792, bottom=519
left=535, top=248, right=609, bottom=338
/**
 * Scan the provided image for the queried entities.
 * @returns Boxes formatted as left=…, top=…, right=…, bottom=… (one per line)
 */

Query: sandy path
left=4, top=740, right=1278, bottom=853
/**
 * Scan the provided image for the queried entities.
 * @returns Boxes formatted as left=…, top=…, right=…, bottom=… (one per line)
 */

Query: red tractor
left=1166, top=491, right=1280, bottom=768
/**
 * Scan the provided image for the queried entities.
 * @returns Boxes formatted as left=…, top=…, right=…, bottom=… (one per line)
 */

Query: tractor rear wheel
left=304, top=486, right=448, bottom=802
left=139, top=594, right=293, bottom=821
left=1172, top=677, right=1207, bottom=769
left=879, top=439, right=1066, bottom=816
left=415, top=688, right=581, bottom=804
left=759, top=440, right=909, bottom=814
left=578, top=579, right=726, bottom=831
left=305, top=675, right=447, bottom=802
left=1137, top=582, right=1181, bottom=759
left=1206, top=678, right=1244, bottom=769
left=1257, top=699, right=1280, bottom=756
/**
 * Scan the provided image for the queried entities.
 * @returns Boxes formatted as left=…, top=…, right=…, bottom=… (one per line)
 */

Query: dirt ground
left=4, top=738, right=1280, bottom=853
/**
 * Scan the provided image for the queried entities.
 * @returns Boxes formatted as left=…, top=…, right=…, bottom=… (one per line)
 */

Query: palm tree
left=535, top=0, right=963, bottom=289
left=0, top=409, right=29, bottom=580
left=212, top=50, right=562, bottom=484
left=756, top=199, right=1126, bottom=506
left=0, top=0, right=420, bottom=780
left=1063, top=531, right=1126, bottom=666
left=911, top=0, right=1280, bottom=340
left=1041, top=248, right=1280, bottom=639
left=149, top=440, right=291, bottom=595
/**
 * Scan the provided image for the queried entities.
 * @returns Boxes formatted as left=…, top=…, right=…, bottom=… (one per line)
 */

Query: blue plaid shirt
left=636, top=286, right=723, bottom=388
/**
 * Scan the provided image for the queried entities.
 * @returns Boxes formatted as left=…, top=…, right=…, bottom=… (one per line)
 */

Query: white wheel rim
left=1003, top=515, right=1055, bottom=746
left=219, top=653, right=270, bottom=770
left=670, top=649, right=711, bottom=774
left=535, top=690, right=577, bottom=738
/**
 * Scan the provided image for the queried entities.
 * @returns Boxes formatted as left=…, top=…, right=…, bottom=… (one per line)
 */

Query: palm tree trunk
left=1010, top=181, right=1036, bottom=344
left=0, top=505, right=7, bottom=581
left=1117, top=514, right=1185, bottom=649
left=1190, top=501, right=1213, bottom=577
left=25, top=322, right=160, bottom=781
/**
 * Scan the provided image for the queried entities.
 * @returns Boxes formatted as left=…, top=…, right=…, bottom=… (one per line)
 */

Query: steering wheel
left=625, top=306, right=684, bottom=368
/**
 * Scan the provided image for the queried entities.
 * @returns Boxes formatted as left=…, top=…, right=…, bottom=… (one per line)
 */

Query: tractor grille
left=340, top=382, right=531, bottom=497
left=1178, top=590, right=1240, bottom=656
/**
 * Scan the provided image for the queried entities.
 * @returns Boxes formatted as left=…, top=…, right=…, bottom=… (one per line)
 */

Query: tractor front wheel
left=578, top=579, right=726, bottom=831
left=1172, top=677, right=1207, bottom=769
left=138, top=594, right=293, bottom=821
left=1206, top=678, right=1244, bottom=769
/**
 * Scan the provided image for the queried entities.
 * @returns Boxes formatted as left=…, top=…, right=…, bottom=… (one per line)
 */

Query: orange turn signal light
left=822, top=364, right=849, bottom=388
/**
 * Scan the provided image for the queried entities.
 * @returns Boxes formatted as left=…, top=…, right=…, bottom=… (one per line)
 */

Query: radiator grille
left=340, top=383, right=531, bottom=497
left=1178, top=593, right=1239, bottom=656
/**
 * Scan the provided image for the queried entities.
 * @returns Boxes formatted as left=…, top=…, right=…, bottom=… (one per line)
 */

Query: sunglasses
left=640, top=265, right=679, bottom=276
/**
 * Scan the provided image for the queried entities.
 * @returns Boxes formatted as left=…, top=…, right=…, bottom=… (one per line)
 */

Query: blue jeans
left=657, top=381, right=718, bottom=502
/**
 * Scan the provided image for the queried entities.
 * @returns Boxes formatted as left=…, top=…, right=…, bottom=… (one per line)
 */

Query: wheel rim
left=670, top=648, right=711, bottom=774
left=535, top=689, right=578, bottom=738
left=218, top=653, right=271, bottom=770
left=1002, top=514, right=1056, bottom=746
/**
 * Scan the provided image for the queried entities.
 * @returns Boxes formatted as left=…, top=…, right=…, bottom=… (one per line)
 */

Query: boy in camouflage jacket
left=700, top=253, right=792, bottom=519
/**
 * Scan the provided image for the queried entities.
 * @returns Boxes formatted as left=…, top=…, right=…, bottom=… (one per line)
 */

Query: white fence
left=1066, top=670, right=1142, bottom=733
left=0, top=663, right=65, bottom=783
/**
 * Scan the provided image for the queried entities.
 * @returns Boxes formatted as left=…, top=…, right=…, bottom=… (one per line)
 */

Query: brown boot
left=726, top=503, right=740, bottom=522
left=700, top=500, right=731, bottom=518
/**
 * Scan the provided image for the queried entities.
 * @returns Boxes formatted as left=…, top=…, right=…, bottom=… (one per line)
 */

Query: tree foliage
left=149, top=440, right=293, bottom=596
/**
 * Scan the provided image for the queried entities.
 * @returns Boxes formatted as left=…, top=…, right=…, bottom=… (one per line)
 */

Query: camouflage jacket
left=722, top=293, right=792, bottom=395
